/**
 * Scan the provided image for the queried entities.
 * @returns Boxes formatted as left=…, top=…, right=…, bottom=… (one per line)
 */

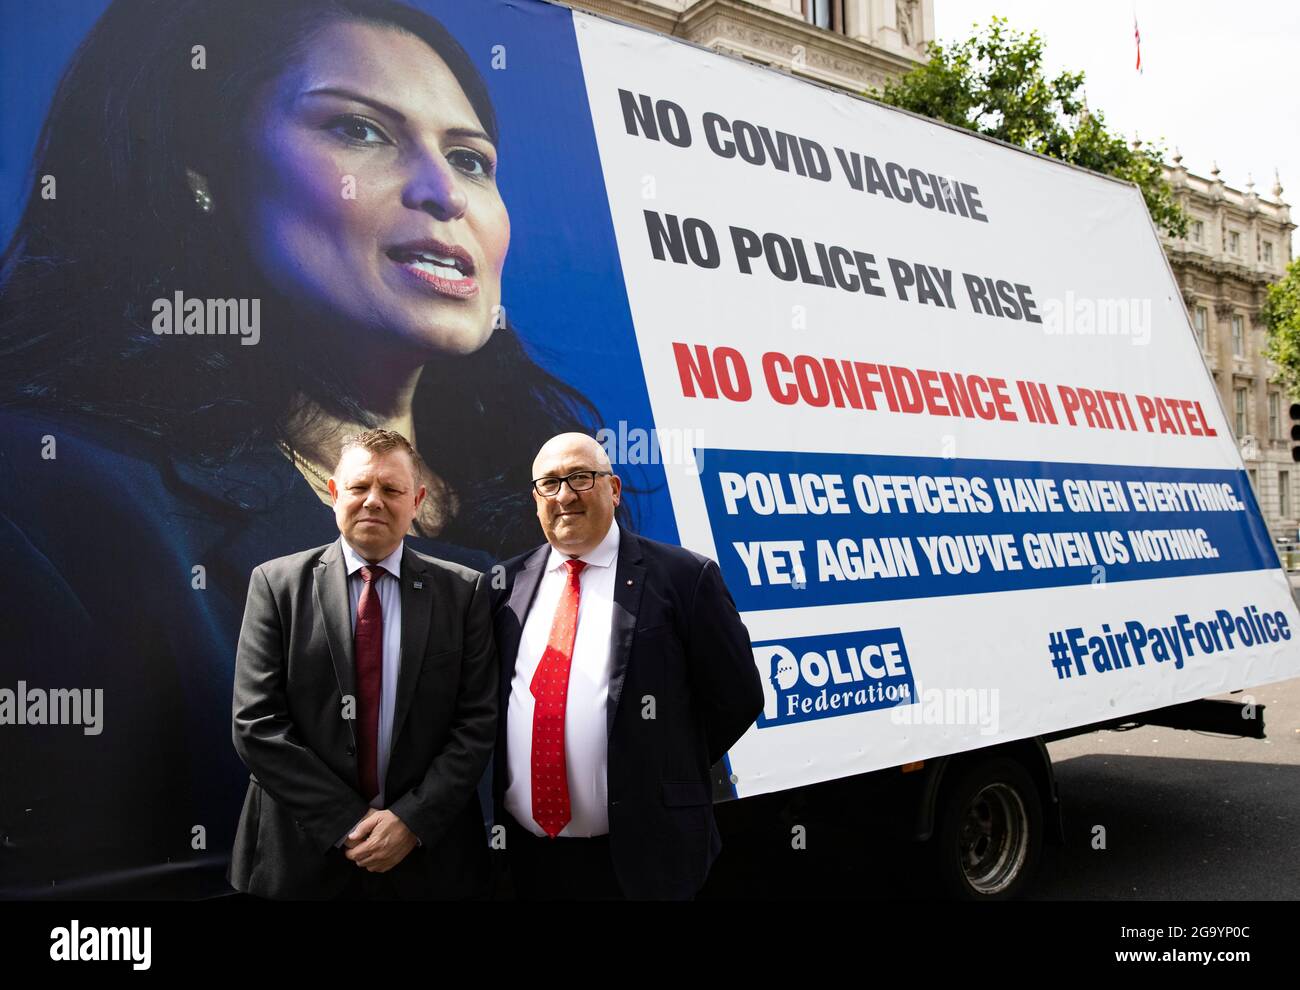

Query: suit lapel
left=390, top=546, right=431, bottom=754
left=502, top=545, right=550, bottom=694
left=503, top=532, right=642, bottom=738
left=607, top=530, right=645, bottom=736
left=313, top=538, right=357, bottom=749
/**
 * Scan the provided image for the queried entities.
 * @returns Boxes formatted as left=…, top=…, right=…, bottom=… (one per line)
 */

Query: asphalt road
left=1025, top=676, right=1300, bottom=900
left=702, top=675, right=1300, bottom=900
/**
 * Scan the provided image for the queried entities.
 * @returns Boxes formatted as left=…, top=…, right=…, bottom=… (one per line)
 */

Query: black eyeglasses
left=531, top=470, right=612, bottom=497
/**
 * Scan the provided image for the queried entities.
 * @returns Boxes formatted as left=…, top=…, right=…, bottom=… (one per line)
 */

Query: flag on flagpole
left=1134, top=16, right=1143, bottom=73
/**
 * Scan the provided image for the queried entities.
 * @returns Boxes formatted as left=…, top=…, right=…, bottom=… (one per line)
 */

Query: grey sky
left=934, top=1, right=1299, bottom=226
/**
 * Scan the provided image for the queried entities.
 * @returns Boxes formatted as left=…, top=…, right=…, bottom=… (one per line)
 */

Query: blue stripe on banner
left=720, top=751, right=737, bottom=800
left=698, top=449, right=1277, bottom=612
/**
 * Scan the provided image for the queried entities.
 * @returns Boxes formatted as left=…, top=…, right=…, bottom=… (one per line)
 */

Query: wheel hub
left=957, top=781, right=1029, bottom=895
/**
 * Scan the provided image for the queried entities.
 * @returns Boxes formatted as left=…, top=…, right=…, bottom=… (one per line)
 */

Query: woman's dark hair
left=0, top=0, right=614, bottom=558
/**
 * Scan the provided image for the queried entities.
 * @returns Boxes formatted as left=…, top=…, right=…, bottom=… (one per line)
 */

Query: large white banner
left=573, top=11, right=1300, bottom=798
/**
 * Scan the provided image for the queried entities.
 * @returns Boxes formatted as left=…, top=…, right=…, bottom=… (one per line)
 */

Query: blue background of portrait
left=0, top=0, right=678, bottom=542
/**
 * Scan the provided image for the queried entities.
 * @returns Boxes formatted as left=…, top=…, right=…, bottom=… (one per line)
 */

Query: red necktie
left=530, top=558, right=586, bottom=837
left=355, top=564, right=383, bottom=803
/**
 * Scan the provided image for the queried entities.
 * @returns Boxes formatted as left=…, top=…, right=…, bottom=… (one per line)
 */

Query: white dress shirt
left=341, top=538, right=403, bottom=809
left=505, top=522, right=620, bottom=837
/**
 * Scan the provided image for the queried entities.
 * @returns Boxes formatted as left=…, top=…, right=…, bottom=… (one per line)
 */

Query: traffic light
left=1291, top=403, right=1300, bottom=462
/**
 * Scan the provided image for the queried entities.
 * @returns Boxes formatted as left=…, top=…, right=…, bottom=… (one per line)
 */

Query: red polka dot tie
left=530, top=558, right=586, bottom=838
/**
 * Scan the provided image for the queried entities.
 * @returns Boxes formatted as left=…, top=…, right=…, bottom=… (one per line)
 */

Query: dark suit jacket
left=491, top=528, right=762, bottom=900
left=0, top=408, right=493, bottom=896
left=228, top=537, right=497, bottom=899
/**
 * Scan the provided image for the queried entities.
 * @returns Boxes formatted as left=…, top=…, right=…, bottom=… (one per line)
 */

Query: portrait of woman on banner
left=0, top=0, right=608, bottom=892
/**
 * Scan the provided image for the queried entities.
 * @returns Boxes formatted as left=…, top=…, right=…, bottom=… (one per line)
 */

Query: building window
left=1281, top=471, right=1292, bottom=518
left=804, top=0, right=844, bottom=32
left=1193, top=306, right=1208, bottom=348
left=1232, top=314, right=1245, bottom=356
left=1249, top=467, right=1257, bottom=490
left=1270, top=392, right=1281, bottom=439
left=1190, top=220, right=1204, bottom=244
left=1234, top=387, right=1247, bottom=436
left=1229, top=230, right=1241, bottom=255
left=1263, top=240, right=1274, bottom=264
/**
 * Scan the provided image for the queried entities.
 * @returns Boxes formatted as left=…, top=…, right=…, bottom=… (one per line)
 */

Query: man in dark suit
left=492, top=432, right=762, bottom=900
left=228, top=428, right=496, bottom=899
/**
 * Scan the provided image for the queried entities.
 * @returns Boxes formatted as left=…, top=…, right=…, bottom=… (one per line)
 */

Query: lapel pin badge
left=626, top=579, right=633, bottom=586
left=413, top=580, right=424, bottom=590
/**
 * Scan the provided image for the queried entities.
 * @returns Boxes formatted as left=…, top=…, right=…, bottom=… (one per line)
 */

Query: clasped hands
left=343, top=808, right=418, bottom=872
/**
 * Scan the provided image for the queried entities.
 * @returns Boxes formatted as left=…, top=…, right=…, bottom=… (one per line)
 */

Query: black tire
left=929, top=756, right=1042, bottom=900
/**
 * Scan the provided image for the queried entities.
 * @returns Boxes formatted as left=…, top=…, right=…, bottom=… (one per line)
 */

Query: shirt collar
left=545, top=521, right=620, bottom=574
left=341, top=538, right=403, bottom=580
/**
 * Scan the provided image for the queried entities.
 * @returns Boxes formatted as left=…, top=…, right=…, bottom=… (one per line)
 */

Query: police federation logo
left=756, top=627, right=917, bottom=727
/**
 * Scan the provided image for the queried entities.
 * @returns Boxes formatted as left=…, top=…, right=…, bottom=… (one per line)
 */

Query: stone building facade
left=1160, top=159, right=1296, bottom=539
left=566, top=0, right=1298, bottom=538
left=564, top=0, right=934, bottom=92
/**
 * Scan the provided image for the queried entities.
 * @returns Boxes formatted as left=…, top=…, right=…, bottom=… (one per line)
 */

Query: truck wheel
left=931, top=756, right=1042, bottom=900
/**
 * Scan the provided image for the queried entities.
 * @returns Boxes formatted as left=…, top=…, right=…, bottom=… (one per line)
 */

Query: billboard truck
left=0, top=0, right=1296, bottom=899
left=570, top=6, right=1299, bottom=899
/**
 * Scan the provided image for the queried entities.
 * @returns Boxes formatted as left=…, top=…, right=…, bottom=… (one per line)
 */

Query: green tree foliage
left=1263, top=257, right=1300, bottom=397
left=874, top=17, right=1187, bottom=237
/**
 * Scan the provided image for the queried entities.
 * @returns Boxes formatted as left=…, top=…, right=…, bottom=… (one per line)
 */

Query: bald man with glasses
left=490, top=432, right=762, bottom=900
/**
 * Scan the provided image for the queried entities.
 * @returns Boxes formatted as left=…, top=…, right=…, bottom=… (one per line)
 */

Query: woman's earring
left=185, top=168, right=214, bottom=214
